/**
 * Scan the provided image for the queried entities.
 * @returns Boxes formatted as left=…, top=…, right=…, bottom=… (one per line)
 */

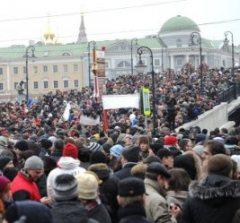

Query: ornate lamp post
left=136, top=46, right=157, bottom=136
left=88, top=41, right=96, bottom=87
left=25, top=45, right=36, bottom=103
left=130, top=38, right=138, bottom=75
left=224, top=31, right=236, bottom=99
left=191, top=31, right=203, bottom=95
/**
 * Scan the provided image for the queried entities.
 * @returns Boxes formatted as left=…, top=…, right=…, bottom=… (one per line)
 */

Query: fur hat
left=118, top=177, right=145, bottom=197
left=76, top=171, right=98, bottom=200
left=131, top=163, right=147, bottom=180
left=146, top=162, right=171, bottom=179
left=62, top=143, right=78, bottom=159
left=207, top=154, right=233, bottom=177
left=88, top=163, right=110, bottom=180
left=53, top=174, right=79, bottom=201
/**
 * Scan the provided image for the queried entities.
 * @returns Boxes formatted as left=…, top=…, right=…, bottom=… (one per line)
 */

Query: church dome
left=43, top=24, right=57, bottom=44
left=160, top=15, right=200, bottom=34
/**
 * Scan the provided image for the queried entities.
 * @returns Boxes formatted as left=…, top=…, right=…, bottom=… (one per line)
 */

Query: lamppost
left=88, top=41, right=96, bottom=87
left=156, top=34, right=167, bottom=73
left=191, top=31, right=203, bottom=95
left=136, top=46, right=157, bottom=136
left=130, top=38, right=138, bottom=75
left=25, top=45, right=36, bottom=103
left=224, top=31, right=236, bottom=99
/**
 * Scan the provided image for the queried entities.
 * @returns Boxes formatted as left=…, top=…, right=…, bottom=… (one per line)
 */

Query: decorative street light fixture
left=135, top=54, right=147, bottom=74
left=136, top=46, right=157, bottom=136
left=191, top=31, right=203, bottom=95
left=88, top=41, right=96, bottom=87
left=224, top=31, right=236, bottom=99
left=130, top=38, right=138, bottom=75
left=25, top=45, right=36, bottom=103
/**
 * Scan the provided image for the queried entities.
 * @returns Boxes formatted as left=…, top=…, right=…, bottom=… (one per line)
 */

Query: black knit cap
left=147, top=162, right=171, bottom=179
left=0, top=156, right=11, bottom=170
left=118, top=177, right=145, bottom=197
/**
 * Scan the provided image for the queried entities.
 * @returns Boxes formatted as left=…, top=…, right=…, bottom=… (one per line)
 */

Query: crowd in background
left=0, top=67, right=240, bottom=222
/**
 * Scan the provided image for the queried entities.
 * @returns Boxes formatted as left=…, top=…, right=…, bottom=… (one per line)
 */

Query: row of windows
left=0, top=64, right=80, bottom=75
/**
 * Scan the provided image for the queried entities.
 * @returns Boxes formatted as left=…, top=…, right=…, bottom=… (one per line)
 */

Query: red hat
left=0, top=175, right=10, bottom=192
left=164, top=135, right=177, bottom=146
left=63, top=143, right=78, bottom=159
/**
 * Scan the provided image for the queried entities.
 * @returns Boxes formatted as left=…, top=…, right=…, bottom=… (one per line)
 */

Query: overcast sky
left=0, top=0, right=239, bottom=47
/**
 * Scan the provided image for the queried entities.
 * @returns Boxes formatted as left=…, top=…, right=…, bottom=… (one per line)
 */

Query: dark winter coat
left=51, top=200, right=98, bottom=223
left=114, top=162, right=136, bottom=180
left=88, top=203, right=112, bottom=223
left=118, top=202, right=151, bottom=223
left=180, top=174, right=240, bottom=223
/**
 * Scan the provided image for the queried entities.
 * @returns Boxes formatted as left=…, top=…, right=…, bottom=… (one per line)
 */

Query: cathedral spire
left=77, top=13, right=88, bottom=44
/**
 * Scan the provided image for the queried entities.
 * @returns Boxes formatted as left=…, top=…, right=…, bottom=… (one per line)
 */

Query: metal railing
left=218, top=83, right=240, bottom=103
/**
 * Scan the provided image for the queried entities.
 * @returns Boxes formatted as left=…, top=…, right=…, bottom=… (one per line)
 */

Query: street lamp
left=156, top=34, right=167, bottom=73
left=136, top=46, right=157, bottom=136
left=224, top=31, right=236, bottom=99
left=88, top=41, right=96, bottom=87
left=25, top=45, right=36, bottom=103
left=191, top=31, right=203, bottom=95
left=130, top=38, right=138, bottom=75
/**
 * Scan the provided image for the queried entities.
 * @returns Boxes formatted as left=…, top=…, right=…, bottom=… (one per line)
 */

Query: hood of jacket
left=189, top=174, right=240, bottom=206
left=57, top=156, right=81, bottom=170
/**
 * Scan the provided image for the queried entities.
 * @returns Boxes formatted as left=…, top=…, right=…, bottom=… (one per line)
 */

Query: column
left=186, top=54, right=189, bottom=63
left=170, top=56, right=174, bottom=69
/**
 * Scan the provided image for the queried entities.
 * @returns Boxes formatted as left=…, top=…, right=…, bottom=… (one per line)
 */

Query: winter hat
left=208, top=154, right=233, bottom=177
left=146, top=162, right=171, bottom=179
left=24, top=156, right=44, bottom=170
left=122, top=147, right=140, bottom=163
left=53, top=174, right=79, bottom=201
left=213, top=137, right=225, bottom=145
left=164, top=135, right=177, bottom=146
left=48, top=136, right=57, bottom=144
left=193, top=145, right=205, bottom=157
left=131, top=163, right=147, bottom=180
left=62, top=143, right=78, bottom=159
left=174, top=154, right=196, bottom=180
left=15, top=140, right=29, bottom=151
left=118, top=177, right=145, bottom=197
left=88, top=163, right=110, bottom=180
left=110, top=144, right=125, bottom=159
left=76, top=171, right=99, bottom=200
left=4, top=201, right=53, bottom=223
left=0, top=175, right=10, bottom=192
left=0, top=156, right=11, bottom=170
left=90, top=151, right=107, bottom=164
left=86, top=142, right=102, bottom=153
left=195, top=133, right=206, bottom=144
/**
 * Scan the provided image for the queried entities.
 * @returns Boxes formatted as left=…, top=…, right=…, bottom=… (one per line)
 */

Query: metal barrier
left=218, top=83, right=240, bottom=103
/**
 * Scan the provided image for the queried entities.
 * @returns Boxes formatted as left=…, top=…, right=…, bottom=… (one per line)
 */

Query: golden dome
left=43, top=20, right=57, bottom=44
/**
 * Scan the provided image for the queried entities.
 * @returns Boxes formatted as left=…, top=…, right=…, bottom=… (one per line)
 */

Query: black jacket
left=51, top=200, right=98, bottom=223
left=114, top=163, right=136, bottom=180
left=88, top=203, right=112, bottom=223
left=118, top=202, right=151, bottom=223
left=180, top=174, right=240, bottom=223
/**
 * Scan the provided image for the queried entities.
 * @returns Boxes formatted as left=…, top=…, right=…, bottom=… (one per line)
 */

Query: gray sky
left=0, top=0, right=239, bottom=47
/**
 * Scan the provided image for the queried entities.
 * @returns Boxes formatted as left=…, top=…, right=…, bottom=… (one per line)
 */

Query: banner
left=80, top=115, right=100, bottom=126
left=141, top=87, right=151, bottom=116
left=102, top=94, right=140, bottom=110
left=62, top=102, right=71, bottom=121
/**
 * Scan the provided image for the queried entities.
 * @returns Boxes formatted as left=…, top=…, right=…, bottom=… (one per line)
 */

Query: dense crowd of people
left=0, top=67, right=240, bottom=222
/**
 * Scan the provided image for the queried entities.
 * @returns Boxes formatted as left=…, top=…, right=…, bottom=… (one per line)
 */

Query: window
left=0, top=68, right=3, bottom=75
left=64, top=80, right=69, bottom=88
left=117, top=61, right=131, bottom=68
left=33, top=66, right=38, bottom=74
left=14, top=82, right=18, bottom=89
left=176, top=38, right=182, bottom=48
left=63, top=65, right=68, bottom=73
left=13, top=67, right=18, bottom=74
left=43, top=65, right=48, bottom=72
left=53, top=65, right=58, bottom=73
left=73, top=64, right=78, bottom=72
left=176, top=58, right=183, bottom=66
left=0, top=83, right=3, bottom=91
left=74, top=80, right=79, bottom=88
left=154, top=59, right=160, bottom=66
left=23, top=66, right=26, bottom=74
left=54, top=81, right=58, bottom=88
left=33, top=82, right=38, bottom=89
left=43, top=81, right=48, bottom=89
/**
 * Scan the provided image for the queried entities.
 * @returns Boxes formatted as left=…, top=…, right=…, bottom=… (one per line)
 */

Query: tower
left=77, top=13, right=88, bottom=44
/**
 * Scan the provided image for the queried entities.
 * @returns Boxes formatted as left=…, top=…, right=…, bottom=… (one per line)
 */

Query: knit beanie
left=86, top=142, right=102, bottom=153
left=164, top=135, right=177, bottom=146
left=0, top=175, right=10, bottom=192
left=76, top=171, right=98, bottom=200
left=24, top=156, right=44, bottom=170
left=110, top=144, right=124, bottom=159
left=53, top=174, right=79, bottom=201
left=62, top=143, right=78, bottom=159
left=208, top=154, right=233, bottom=177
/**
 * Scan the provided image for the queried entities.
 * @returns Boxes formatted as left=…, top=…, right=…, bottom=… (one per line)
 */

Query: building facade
left=0, top=15, right=239, bottom=100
